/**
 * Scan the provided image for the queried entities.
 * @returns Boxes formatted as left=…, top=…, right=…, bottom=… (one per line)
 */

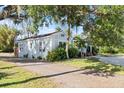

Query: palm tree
left=56, top=27, right=62, bottom=32
left=73, top=36, right=85, bottom=48
left=50, top=6, right=89, bottom=59
left=25, top=5, right=89, bottom=59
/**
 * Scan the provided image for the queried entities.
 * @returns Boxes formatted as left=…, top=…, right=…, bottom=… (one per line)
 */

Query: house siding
left=17, top=31, right=66, bottom=59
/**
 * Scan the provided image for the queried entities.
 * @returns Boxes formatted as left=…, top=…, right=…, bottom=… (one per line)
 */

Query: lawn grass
left=0, top=61, right=56, bottom=88
left=56, top=58, right=124, bottom=75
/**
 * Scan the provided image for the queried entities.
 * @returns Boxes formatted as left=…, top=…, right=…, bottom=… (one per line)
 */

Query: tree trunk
left=66, top=39, right=69, bottom=59
left=66, top=23, right=71, bottom=59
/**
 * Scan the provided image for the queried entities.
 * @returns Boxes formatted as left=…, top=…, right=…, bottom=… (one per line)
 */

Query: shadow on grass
left=0, top=68, right=84, bottom=87
left=0, top=72, right=9, bottom=79
left=0, top=72, right=16, bottom=79
left=81, top=58, right=124, bottom=77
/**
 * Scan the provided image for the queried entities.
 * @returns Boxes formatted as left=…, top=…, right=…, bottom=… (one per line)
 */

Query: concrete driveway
left=1, top=53, right=124, bottom=88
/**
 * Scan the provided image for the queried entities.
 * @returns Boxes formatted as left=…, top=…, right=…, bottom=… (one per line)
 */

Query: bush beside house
left=0, top=25, right=17, bottom=53
left=47, top=47, right=79, bottom=62
left=47, top=47, right=67, bottom=61
left=68, top=47, right=79, bottom=58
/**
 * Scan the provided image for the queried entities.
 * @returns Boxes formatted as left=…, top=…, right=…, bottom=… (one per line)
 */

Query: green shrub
left=92, top=46, right=99, bottom=55
left=37, top=56, right=42, bottom=60
left=118, top=48, right=124, bottom=53
left=47, top=47, right=67, bottom=62
left=68, top=47, right=79, bottom=58
left=99, top=47, right=107, bottom=53
left=108, top=48, right=118, bottom=54
left=47, top=47, right=79, bottom=62
left=1, top=48, right=14, bottom=52
left=99, top=47, right=118, bottom=54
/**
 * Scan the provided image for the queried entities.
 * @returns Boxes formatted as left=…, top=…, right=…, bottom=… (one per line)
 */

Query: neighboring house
left=15, top=31, right=66, bottom=59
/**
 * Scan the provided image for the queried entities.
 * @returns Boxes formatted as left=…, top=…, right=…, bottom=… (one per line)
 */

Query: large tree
left=25, top=5, right=51, bottom=32
left=50, top=6, right=88, bottom=58
left=84, top=6, right=124, bottom=48
left=2, top=5, right=124, bottom=55
left=0, top=5, right=26, bottom=22
left=25, top=5, right=89, bottom=59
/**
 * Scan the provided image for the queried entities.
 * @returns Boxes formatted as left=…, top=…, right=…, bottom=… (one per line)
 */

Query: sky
left=0, top=6, right=83, bottom=39
left=0, top=18, right=83, bottom=35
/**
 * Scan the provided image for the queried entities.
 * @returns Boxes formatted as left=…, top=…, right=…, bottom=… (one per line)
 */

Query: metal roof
left=17, top=31, right=60, bottom=41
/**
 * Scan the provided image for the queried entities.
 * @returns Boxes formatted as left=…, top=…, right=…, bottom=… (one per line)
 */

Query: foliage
left=91, top=46, right=99, bottom=55
left=118, top=48, right=124, bottom=53
left=25, top=5, right=51, bottom=32
left=47, top=47, right=79, bottom=61
left=0, top=5, right=26, bottom=24
left=56, top=27, right=62, bottom=32
left=47, top=47, right=67, bottom=61
left=99, top=47, right=118, bottom=54
left=68, top=47, right=79, bottom=58
left=87, top=6, right=124, bottom=48
left=99, top=47, right=124, bottom=54
left=0, top=25, right=17, bottom=52
left=73, top=36, right=85, bottom=49
left=37, top=56, right=42, bottom=60
left=1, top=5, right=124, bottom=55
left=26, top=5, right=89, bottom=59
left=49, top=6, right=89, bottom=59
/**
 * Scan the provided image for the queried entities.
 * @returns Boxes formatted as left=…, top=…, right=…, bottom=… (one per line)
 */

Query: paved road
left=1, top=53, right=124, bottom=88
left=96, top=55, right=124, bottom=66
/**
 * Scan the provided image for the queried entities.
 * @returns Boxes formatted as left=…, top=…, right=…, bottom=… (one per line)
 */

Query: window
left=43, top=48, right=45, bottom=52
left=61, top=34, right=65, bottom=37
left=35, top=40, right=37, bottom=44
left=58, top=42, right=66, bottom=48
left=20, top=43, right=23, bottom=51
left=30, top=42, right=32, bottom=48
left=39, top=41, right=42, bottom=52
left=39, top=42, right=42, bottom=46
left=43, top=41, right=45, bottom=44
left=59, top=42, right=63, bottom=46
left=39, top=49, right=42, bottom=52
